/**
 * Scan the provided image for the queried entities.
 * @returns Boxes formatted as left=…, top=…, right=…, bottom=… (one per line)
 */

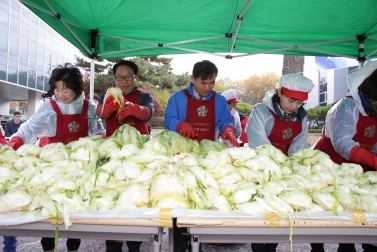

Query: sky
left=162, top=53, right=284, bottom=81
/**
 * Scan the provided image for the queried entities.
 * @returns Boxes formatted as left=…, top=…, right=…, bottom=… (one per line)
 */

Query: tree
left=75, top=56, right=113, bottom=74
left=236, top=103, right=253, bottom=115
left=238, top=72, right=280, bottom=105
left=132, top=57, right=183, bottom=89
left=306, top=104, right=332, bottom=126
left=282, top=55, right=305, bottom=75
left=214, top=78, right=232, bottom=92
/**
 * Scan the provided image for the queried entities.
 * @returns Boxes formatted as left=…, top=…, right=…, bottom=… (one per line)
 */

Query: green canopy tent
left=20, top=0, right=377, bottom=98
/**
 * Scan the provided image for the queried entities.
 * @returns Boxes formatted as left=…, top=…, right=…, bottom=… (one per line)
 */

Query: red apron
left=106, top=90, right=149, bottom=137
left=314, top=112, right=377, bottom=171
left=239, top=117, right=249, bottom=143
left=0, top=130, right=6, bottom=145
left=183, top=89, right=216, bottom=142
left=40, top=99, right=89, bottom=146
left=268, top=108, right=302, bottom=155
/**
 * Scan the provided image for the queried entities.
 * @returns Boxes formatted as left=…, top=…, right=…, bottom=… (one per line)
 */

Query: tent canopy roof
left=22, top=0, right=377, bottom=61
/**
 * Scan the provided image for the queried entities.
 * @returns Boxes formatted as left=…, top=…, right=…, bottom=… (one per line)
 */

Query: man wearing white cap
left=215, top=89, right=242, bottom=145
left=246, top=73, right=318, bottom=252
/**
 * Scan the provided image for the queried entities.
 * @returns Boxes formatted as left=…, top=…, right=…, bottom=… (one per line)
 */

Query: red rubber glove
left=7, top=136, right=24, bottom=150
left=221, top=126, right=240, bottom=147
left=118, top=102, right=151, bottom=121
left=349, top=146, right=377, bottom=169
left=177, top=122, right=198, bottom=138
left=97, top=95, right=120, bottom=119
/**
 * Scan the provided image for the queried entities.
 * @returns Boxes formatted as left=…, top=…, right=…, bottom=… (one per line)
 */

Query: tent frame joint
left=225, top=33, right=232, bottom=38
left=158, top=43, right=163, bottom=47
left=90, top=29, right=99, bottom=50
left=357, top=34, right=367, bottom=63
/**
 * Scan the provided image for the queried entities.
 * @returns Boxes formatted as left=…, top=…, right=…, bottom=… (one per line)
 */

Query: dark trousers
left=251, top=243, right=278, bottom=252
left=338, top=243, right=377, bottom=252
left=311, top=243, right=325, bottom=252
left=173, top=218, right=190, bottom=252
left=105, top=240, right=142, bottom=252
left=41, top=237, right=80, bottom=251
left=3, top=236, right=17, bottom=252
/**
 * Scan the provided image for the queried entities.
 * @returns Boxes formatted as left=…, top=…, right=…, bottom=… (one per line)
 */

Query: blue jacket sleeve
left=215, top=93, right=234, bottom=132
left=164, top=91, right=188, bottom=131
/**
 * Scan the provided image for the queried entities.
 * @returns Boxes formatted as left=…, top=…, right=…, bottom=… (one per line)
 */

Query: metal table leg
left=169, top=228, right=174, bottom=252
left=152, top=227, right=163, bottom=252
left=191, top=234, right=199, bottom=252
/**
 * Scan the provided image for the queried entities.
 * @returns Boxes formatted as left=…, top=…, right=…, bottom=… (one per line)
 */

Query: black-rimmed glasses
left=115, top=75, right=135, bottom=81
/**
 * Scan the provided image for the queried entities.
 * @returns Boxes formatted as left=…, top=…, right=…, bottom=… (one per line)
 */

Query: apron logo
left=364, top=125, right=376, bottom=137
left=197, top=105, right=208, bottom=117
left=282, top=128, right=293, bottom=139
left=68, top=121, right=79, bottom=132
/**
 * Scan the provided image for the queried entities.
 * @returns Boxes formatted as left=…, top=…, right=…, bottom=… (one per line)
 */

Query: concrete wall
left=27, top=90, right=42, bottom=119
left=303, top=56, right=318, bottom=109
left=0, top=99, right=11, bottom=116
left=332, top=68, right=349, bottom=103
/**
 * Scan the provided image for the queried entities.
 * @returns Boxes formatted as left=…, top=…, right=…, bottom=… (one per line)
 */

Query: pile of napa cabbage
left=1, top=124, right=376, bottom=230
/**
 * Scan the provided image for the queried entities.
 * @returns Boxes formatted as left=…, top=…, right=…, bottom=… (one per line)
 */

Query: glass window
left=8, top=57, right=17, bottom=69
left=53, top=36, right=59, bottom=52
left=9, top=12, right=19, bottom=31
left=8, top=28, right=19, bottom=56
left=39, top=21, right=45, bottom=29
left=10, top=0, right=20, bottom=7
left=0, top=23, right=8, bottom=51
left=19, top=34, right=29, bottom=60
left=10, top=6, right=20, bottom=18
left=0, top=63, right=6, bottom=81
left=37, top=44, right=45, bottom=66
left=7, top=66, right=17, bottom=83
left=0, top=54, right=6, bottom=65
left=0, top=7, right=8, bottom=26
left=36, top=66, right=44, bottom=90
left=319, top=93, right=327, bottom=103
left=30, top=27, right=38, bottom=41
left=21, top=18, right=29, bottom=36
left=45, top=49, right=52, bottom=72
left=59, top=54, right=64, bottom=65
left=45, top=31, right=52, bottom=49
left=51, top=52, right=58, bottom=68
left=0, top=49, right=6, bottom=57
left=44, top=72, right=50, bottom=91
left=0, top=0, right=9, bottom=12
left=28, top=66, right=36, bottom=88
left=30, top=14, right=38, bottom=25
left=21, top=4, right=30, bottom=15
left=39, top=30, right=46, bottom=46
left=18, top=62, right=27, bottom=86
left=29, top=39, right=37, bottom=63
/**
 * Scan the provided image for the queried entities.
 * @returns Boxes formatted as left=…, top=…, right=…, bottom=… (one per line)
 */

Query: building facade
left=0, top=0, right=82, bottom=119
left=304, top=56, right=360, bottom=109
